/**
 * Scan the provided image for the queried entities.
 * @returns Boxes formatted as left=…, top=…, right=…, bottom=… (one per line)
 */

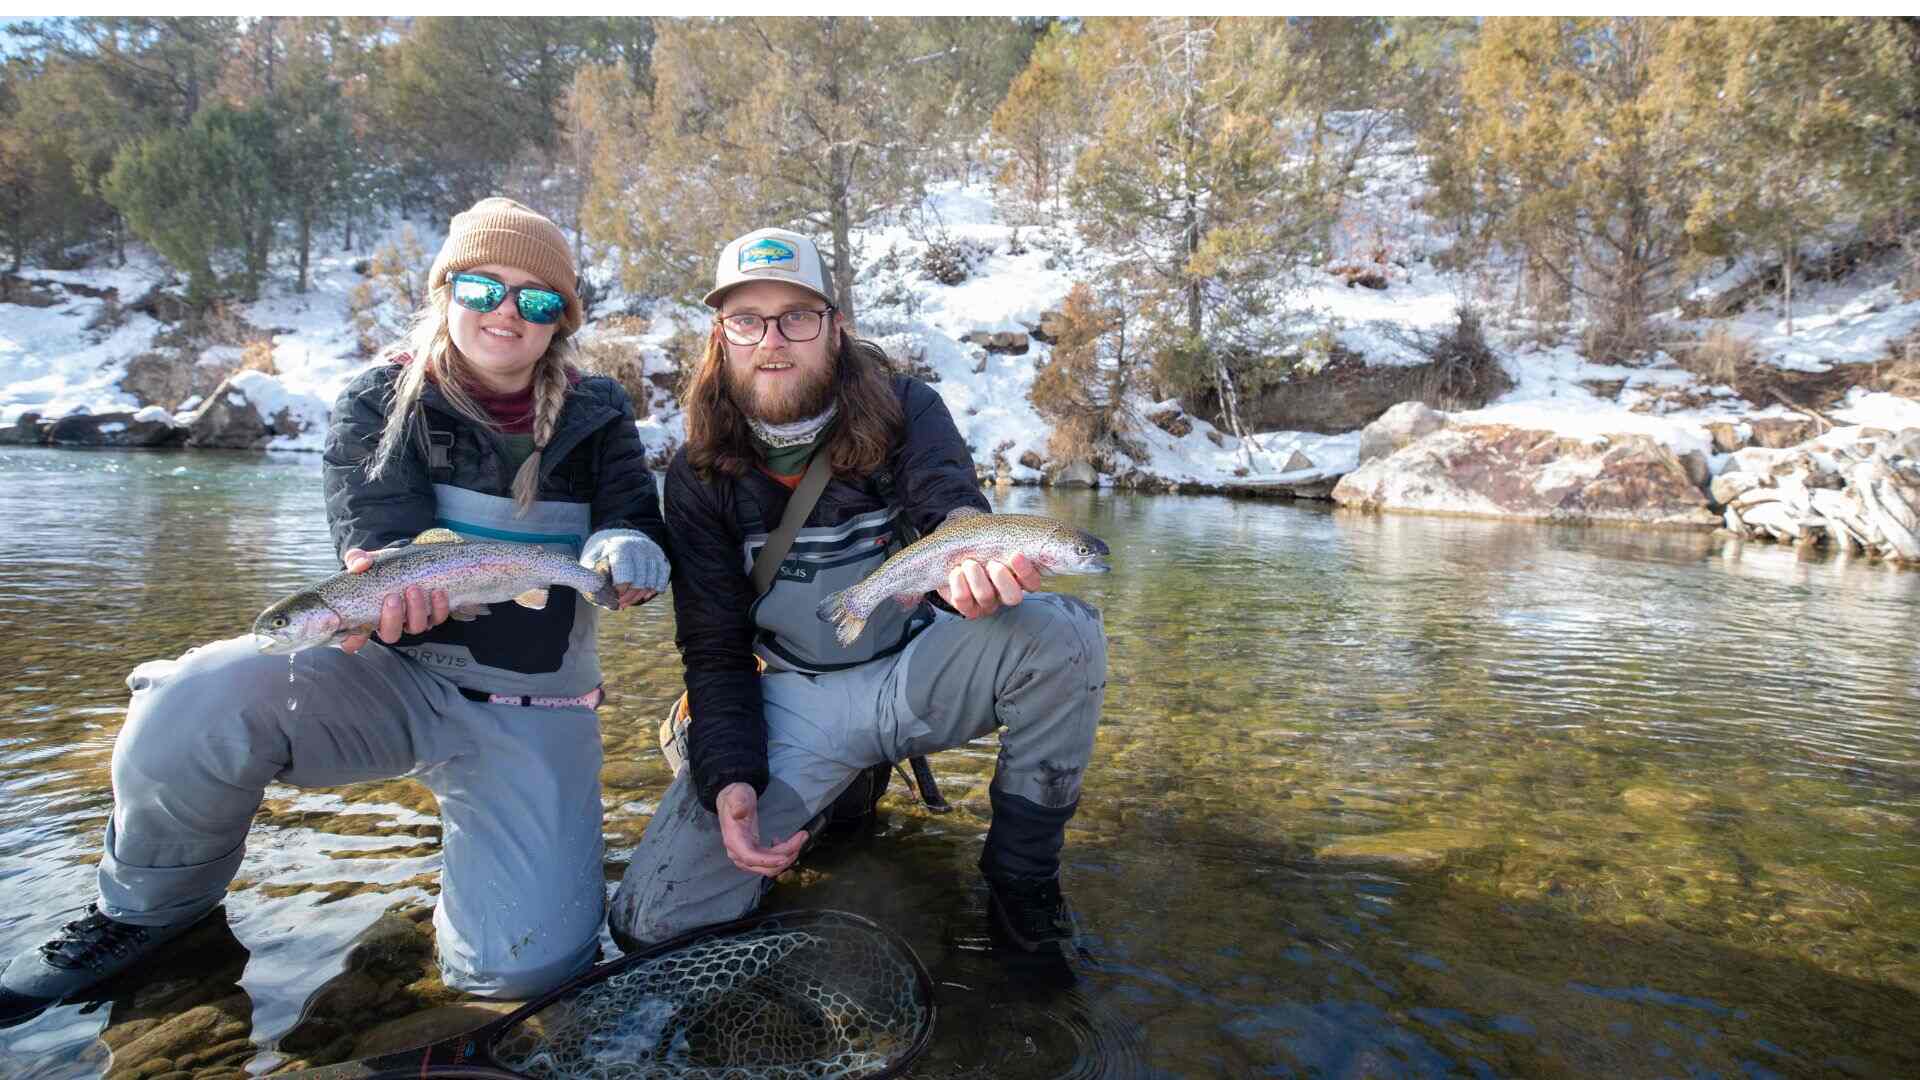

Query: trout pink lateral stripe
left=815, top=509, right=1110, bottom=647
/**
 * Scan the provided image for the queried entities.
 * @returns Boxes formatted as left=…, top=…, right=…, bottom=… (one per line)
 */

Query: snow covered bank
left=4, top=180, right=1919, bottom=534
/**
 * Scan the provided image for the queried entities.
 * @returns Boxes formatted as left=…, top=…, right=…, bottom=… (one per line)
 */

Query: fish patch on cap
left=740, top=237, right=796, bottom=270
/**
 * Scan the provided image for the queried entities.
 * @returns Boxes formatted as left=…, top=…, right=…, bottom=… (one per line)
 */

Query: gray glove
left=580, top=529, right=670, bottom=593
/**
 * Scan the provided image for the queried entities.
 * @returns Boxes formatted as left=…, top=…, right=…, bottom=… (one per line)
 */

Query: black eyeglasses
left=718, top=307, right=834, bottom=346
left=450, top=272, right=568, bottom=326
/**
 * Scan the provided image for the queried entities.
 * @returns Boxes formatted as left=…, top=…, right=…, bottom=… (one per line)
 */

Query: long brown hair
left=365, top=284, right=580, bottom=517
left=683, top=323, right=904, bottom=481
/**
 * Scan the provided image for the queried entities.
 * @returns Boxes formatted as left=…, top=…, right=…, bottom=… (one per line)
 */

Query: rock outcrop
left=1334, top=414, right=1718, bottom=527
left=186, top=371, right=319, bottom=450
left=1715, top=428, right=1920, bottom=562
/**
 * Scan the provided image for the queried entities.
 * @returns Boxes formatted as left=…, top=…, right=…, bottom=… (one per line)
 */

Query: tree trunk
left=297, top=203, right=311, bottom=294
left=1783, top=233, right=1795, bottom=337
left=830, top=188, right=855, bottom=327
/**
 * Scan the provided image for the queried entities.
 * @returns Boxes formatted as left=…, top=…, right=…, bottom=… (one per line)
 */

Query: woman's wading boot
left=0, top=904, right=219, bottom=1027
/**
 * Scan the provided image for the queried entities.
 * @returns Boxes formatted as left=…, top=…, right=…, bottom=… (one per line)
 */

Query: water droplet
left=287, top=698, right=300, bottom=711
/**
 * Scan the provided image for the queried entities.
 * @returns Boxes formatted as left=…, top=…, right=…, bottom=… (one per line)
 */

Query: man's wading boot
left=0, top=904, right=216, bottom=1028
left=980, top=787, right=1079, bottom=952
left=984, top=872, right=1077, bottom=953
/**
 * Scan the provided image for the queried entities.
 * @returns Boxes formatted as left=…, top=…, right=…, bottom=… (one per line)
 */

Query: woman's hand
left=337, top=547, right=452, bottom=654
left=938, top=552, right=1043, bottom=619
left=581, top=529, right=669, bottom=610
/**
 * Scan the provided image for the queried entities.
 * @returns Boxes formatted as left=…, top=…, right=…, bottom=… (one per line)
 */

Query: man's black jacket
left=669, top=375, right=990, bottom=811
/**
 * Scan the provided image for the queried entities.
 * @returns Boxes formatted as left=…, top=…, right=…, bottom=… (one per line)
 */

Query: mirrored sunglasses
left=450, top=272, right=568, bottom=326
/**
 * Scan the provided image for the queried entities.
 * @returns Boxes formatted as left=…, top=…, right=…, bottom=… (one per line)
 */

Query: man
left=610, top=228, right=1108, bottom=953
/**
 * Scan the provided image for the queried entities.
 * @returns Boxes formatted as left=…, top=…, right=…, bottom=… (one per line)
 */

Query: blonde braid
left=366, top=309, right=450, bottom=484
left=511, top=348, right=577, bottom=515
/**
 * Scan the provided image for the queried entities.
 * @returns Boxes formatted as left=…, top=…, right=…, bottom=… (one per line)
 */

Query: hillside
left=4, top=169, right=1919, bottom=499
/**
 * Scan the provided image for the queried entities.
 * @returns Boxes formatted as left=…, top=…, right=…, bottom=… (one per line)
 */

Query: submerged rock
left=1315, top=828, right=1494, bottom=870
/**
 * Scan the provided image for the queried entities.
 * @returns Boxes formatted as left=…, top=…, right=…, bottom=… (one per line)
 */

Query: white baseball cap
left=703, top=227, right=835, bottom=309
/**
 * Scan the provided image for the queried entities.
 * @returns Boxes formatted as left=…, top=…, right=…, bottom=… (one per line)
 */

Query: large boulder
left=0, top=412, right=47, bottom=445
left=1357, top=401, right=1447, bottom=465
left=47, top=407, right=188, bottom=448
left=1049, top=459, right=1098, bottom=488
left=186, top=371, right=321, bottom=450
left=1332, top=424, right=1719, bottom=527
left=118, top=351, right=232, bottom=410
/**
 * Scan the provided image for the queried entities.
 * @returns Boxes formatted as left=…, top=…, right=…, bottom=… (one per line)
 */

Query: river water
left=0, top=446, right=1915, bottom=1079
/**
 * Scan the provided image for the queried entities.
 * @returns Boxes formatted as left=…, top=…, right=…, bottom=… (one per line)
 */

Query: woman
left=0, top=198, right=670, bottom=1025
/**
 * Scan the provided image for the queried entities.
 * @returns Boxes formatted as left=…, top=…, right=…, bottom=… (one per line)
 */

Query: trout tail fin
left=816, top=589, right=868, bottom=648
left=585, top=570, right=621, bottom=611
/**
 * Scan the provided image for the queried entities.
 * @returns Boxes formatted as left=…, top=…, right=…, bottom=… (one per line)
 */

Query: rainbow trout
left=252, top=528, right=619, bottom=654
left=816, top=508, right=1110, bottom=646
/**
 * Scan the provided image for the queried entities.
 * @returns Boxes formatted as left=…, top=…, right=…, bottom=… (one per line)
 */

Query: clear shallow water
left=0, top=446, right=1916, bottom=1078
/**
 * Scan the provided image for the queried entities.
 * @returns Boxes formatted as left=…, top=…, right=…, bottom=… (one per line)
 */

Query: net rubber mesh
left=492, top=911, right=933, bottom=1080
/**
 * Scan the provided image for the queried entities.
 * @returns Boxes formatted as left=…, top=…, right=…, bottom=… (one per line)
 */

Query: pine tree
left=619, top=17, right=937, bottom=322
left=1064, top=17, right=1322, bottom=444
left=1451, top=17, right=1708, bottom=356
left=104, top=103, right=273, bottom=303
left=1663, top=17, right=1920, bottom=334
left=989, top=27, right=1081, bottom=225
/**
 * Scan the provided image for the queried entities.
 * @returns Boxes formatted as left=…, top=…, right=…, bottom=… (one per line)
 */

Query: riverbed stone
left=349, top=1002, right=521, bottom=1060
left=1748, top=417, right=1819, bottom=449
left=1705, top=421, right=1746, bottom=453
left=1332, top=424, right=1719, bottom=527
left=105, top=999, right=251, bottom=1079
left=1315, top=828, right=1493, bottom=870
left=1621, top=786, right=1709, bottom=815
left=1050, top=459, right=1097, bottom=488
left=1710, top=471, right=1766, bottom=506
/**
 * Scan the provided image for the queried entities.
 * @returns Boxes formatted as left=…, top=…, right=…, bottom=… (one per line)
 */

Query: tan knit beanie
left=428, top=197, right=582, bottom=335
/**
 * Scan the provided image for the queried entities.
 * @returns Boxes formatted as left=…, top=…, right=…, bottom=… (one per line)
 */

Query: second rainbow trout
left=816, top=509, right=1110, bottom=646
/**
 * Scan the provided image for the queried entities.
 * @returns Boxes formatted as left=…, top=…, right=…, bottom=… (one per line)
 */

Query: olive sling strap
left=658, top=454, right=949, bottom=811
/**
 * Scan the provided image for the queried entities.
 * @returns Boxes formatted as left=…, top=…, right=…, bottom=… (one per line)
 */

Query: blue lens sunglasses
left=449, top=272, right=568, bottom=326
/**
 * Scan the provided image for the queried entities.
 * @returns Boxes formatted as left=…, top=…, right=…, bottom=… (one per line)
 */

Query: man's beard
left=727, top=350, right=836, bottom=425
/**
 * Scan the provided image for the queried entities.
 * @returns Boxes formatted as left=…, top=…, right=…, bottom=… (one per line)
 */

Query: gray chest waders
left=658, top=454, right=950, bottom=814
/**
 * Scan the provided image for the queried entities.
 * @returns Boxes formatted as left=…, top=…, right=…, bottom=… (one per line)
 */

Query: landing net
left=492, top=910, right=934, bottom=1080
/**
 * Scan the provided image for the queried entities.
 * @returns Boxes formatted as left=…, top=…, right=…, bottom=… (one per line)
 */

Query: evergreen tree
left=1664, top=17, right=1920, bottom=333
left=371, top=18, right=622, bottom=215
left=1064, top=17, right=1323, bottom=441
left=1450, top=17, right=1707, bottom=356
left=622, top=17, right=937, bottom=322
left=104, top=103, right=274, bottom=303
left=989, top=26, right=1081, bottom=225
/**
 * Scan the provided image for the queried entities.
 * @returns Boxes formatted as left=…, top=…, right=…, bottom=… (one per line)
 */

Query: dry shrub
left=239, top=339, right=277, bottom=376
left=576, top=336, right=649, bottom=415
left=349, top=229, right=428, bottom=356
left=1677, top=325, right=1757, bottom=387
left=596, top=314, right=652, bottom=337
left=1416, top=305, right=1510, bottom=409
left=1875, top=330, right=1920, bottom=400
left=660, top=329, right=707, bottom=396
